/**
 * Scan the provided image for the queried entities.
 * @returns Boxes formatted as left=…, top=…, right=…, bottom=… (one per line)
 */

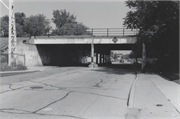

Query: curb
left=0, top=70, right=40, bottom=77
left=127, top=71, right=139, bottom=108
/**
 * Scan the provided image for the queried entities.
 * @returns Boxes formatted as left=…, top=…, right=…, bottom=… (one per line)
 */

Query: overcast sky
left=0, top=0, right=130, bottom=29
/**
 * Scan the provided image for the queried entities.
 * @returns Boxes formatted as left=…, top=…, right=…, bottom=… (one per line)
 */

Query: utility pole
left=9, top=0, right=17, bottom=66
left=1, top=0, right=17, bottom=66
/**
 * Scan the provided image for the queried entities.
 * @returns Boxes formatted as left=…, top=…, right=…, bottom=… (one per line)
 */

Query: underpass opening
left=94, top=44, right=135, bottom=66
left=110, top=50, right=133, bottom=65
left=35, top=43, right=136, bottom=67
left=36, top=44, right=91, bottom=66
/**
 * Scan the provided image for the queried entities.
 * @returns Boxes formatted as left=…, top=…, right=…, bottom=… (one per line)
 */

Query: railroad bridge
left=15, top=28, right=138, bottom=66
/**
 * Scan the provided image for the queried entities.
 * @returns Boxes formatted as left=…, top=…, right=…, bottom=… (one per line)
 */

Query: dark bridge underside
left=95, top=44, right=135, bottom=54
left=36, top=44, right=135, bottom=66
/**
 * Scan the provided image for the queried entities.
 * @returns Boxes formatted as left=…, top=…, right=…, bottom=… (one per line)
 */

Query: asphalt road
left=0, top=65, right=136, bottom=119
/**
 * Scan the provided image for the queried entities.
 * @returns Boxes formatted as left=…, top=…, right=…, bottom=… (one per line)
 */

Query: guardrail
left=50, top=28, right=138, bottom=37
left=87, top=28, right=138, bottom=36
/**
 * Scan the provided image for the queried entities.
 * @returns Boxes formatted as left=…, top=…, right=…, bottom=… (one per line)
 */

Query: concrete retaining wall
left=15, top=43, right=43, bottom=66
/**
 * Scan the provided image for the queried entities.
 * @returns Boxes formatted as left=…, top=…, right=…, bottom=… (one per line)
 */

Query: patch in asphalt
left=156, top=104, right=163, bottom=107
left=42, top=108, right=52, bottom=111
left=30, top=86, right=43, bottom=90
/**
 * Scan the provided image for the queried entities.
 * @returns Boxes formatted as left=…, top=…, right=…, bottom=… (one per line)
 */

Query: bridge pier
left=103, top=54, right=105, bottom=63
left=88, top=41, right=98, bottom=68
left=99, top=54, right=102, bottom=64
left=96, top=53, right=98, bottom=64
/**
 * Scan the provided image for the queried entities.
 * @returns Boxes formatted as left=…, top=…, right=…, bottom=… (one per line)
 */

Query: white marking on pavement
left=42, top=108, right=52, bottom=111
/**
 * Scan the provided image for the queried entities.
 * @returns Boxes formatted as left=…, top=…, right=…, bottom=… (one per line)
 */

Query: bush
left=1, top=57, right=7, bottom=63
left=0, top=63, right=27, bottom=71
left=16, top=64, right=27, bottom=70
left=1, top=64, right=13, bottom=71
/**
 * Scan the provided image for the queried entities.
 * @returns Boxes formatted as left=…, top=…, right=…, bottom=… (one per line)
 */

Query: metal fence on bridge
left=50, top=28, right=138, bottom=37
left=87, top=28, right=138, bottom=36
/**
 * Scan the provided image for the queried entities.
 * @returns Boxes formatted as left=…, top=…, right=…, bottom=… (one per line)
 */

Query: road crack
left=0, top=108, right=86, bottom=119
left=33, top=91, right=73, bottom=113
left=0, top=84, right=27, bottom=94
left=74, top=90, right=127, bottom=100
left=93, top=79, right=103, bottom=87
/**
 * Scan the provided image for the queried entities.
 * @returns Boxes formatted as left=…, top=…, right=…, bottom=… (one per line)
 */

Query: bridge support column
left=100, top=54, right=102, bottom=64
left=141, top=42, right=146, bottom=73
left=88, top=39, right=98, bottom=68
left=98, top=54, right=100, bottom=64
left=103, top=54, right=105, bottom=63
left=96, top=53, right=98, bottom=64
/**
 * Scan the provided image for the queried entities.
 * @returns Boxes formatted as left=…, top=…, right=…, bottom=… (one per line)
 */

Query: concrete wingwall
left=15, top=43, right=43, bottom=66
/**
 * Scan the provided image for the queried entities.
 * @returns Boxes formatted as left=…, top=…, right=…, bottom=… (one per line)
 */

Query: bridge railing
left=87, top=28, right=138, bottom=37
left=49, top=28, right=138, bottom=37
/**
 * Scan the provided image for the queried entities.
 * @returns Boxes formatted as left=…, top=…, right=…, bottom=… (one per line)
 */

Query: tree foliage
left=0, top=12, right=26, bottom=37
left=123, top=1, right=179, bottom=71
left=122, top=54, right=129, bottom=60
left=15, top=12, right=26, bottom=26
left=56, top=22, right=89, bottom=35
left=15, top=12, right=26, bottom=37
left=0, top=15, right=9, bottom=37
left=52, top=9, right=89, bottom=35
left=23, top=14, right=51, bottom=37
left=52, top=9, right=76, bottom=29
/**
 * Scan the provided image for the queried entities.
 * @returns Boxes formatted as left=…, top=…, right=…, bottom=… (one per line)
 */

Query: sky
left=0, top=0, right=130, bottom=29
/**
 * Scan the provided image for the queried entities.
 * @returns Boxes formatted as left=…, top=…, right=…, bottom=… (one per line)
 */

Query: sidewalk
left=132, top=73, right=180, bottom=119
left=0, top=66, right=57, bottom=77
left=27, top=66, right=57, bottom=71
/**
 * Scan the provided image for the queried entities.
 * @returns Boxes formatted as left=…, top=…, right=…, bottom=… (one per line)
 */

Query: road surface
left=0, top=66, right=136, bottom=119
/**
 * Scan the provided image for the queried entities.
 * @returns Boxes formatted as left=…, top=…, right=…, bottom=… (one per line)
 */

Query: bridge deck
left=31, top=35, right=137, bottom=44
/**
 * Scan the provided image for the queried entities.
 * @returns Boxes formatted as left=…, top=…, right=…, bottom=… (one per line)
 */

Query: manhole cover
left=30, top=86, right=43, bottom=89
left=156, top=104, right=163, bottom=107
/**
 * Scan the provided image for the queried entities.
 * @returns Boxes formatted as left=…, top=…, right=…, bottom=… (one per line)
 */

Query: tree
left=123, top=1, right=179, bottom=72
left=57, top=22, right=89, bottom=35
left=15, top=12, right=26, bottom=37
left=122, top=54, right=129, bottom=60
left=52, top=9, right=76, bottom=29
left=52, top=9, right=90, bottom=35
left=16, top=23, right=24, bottom=37
left=0, top=12, right=26, bottom=37
left=15, top=12, right=26, bottom=26
left=0, top=15, right=9, bottom=37
left=23, top=14, right=51, bottom=38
